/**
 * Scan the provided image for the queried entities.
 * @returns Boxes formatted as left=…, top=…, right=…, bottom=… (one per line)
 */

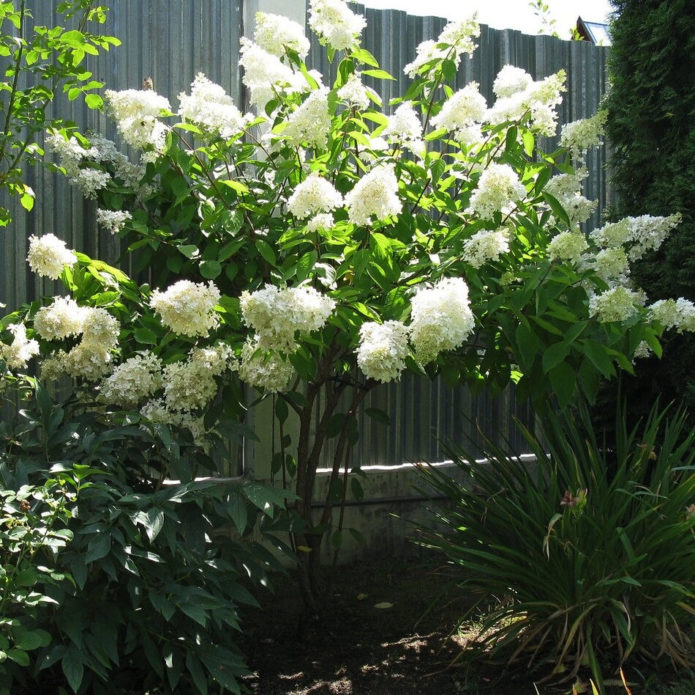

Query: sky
left=359, top=0, right=614, bottom=38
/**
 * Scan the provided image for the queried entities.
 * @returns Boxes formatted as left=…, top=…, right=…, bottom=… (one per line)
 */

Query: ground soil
left=240, top=554, right=695, bottom=695
left=239, top=554, right=599, bottom=695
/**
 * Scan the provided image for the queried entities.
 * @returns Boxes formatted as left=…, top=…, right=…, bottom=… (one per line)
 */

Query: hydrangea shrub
left=3, top=0, right=695, bottom=606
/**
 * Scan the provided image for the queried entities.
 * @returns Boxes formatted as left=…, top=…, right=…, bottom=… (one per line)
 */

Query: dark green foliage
left=0, top=379, right=291, bottom=694
left=416, top=403, right=695, bottom=692
left=606, top=0, right=695, bottom=412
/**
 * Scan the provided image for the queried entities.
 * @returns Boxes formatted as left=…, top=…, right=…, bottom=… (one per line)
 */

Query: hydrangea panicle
left=589, top=286, right=646, bottom=323
left=1, top=324, right=40, bottom=370
left=178, top=73, right=248, bottom=139
left=468, top=163, right=526, bottom=220
left=150, top=280, right=221, bottom=337
left=309, top=0, right=366, bottom=51
left=462, top=229, right=510, bottom=268
left=33, top=297, right=88, bottom=341
left=27, top=233, right=78, bottom=280
left=345, top=164, right=402, bottom=225
left=254, top=12, right=310, bottom=59
left=404, top=17, right=479, bottom=77
left=409, top=277, right=475, bottom=363
left=356, top=320, right=409, bottom=383
left=100, top=352, right=163, bottom=408
left=238, top=339, right=296, bottom=392
left=281, top=88, right=332, bottom=149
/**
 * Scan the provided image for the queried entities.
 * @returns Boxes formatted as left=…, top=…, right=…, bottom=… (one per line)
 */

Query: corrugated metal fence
left=0, top=0, right=243, bottom=310
left=0, top=1, right=610, bottom=467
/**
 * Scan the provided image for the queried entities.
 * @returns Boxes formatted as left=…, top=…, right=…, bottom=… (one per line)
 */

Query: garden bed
left=240, top=555, right=695, bottom=695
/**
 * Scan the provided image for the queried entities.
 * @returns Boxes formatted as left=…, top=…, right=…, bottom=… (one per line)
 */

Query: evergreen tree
left=606, top=0, right=695, bottom=412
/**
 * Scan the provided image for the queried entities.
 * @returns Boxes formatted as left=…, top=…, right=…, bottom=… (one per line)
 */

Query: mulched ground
left=239, top=554, right=579, bottom=695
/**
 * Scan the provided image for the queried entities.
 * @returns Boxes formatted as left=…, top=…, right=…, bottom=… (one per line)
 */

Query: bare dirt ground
left=239, top=555, right=580, bottom=695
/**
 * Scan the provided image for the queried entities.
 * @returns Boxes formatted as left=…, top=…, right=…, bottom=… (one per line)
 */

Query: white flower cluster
left=404, top=17, right=480, bottom=78
left=82, top=307, right=120, bottom=347
left=431, top=83, right=487, bottom=145
left=0, top=324, right=39, bottom=370
left=492, top=65, right=533, bottom=98
left=135, top=343, right=232, bottom=425
left=162, top=359, right=217, bottom=412
left=648, top=298, right=695, bottom=333
left=99, top=352, right=163, bottom=408
left=356, top=320, right=409, bottom=383
left=309, top=0, right=366, bottom=51
left=88, top=134, right=147, bottom=189
left=590, top=213, right=681, bottom=262
left=254, top=12, right=310, bottom=59
left=462, top=228, right=510, bottom=268
left=548, top=231, right=588, bottom=263
left=345, top=164, right=402, bottom=225
left=560, top=110, right=607, bottom=159
left=96, top=209, right=132, bottom=235
left=45, top=131, right=106, bottom=199
left=306, top=213, right=336, bottom=233
left=287, top=173, right=343, bottom=219
left=36, top=304, right=121, bottom=382
left=544, top=170, right=597, bottom=227
left=383, top=102, right=423, bottom=152
left=410, top=277, right=475, bottom=363
left=46, top=130, right=147, bottom=199
left=27, top=234, right=77, bottom=280
left=282, top=88, right=332, bottom=150
left=590, top=247, right=631, bottom=286
left=239, top=37, right=307, bottom=111
left=589, top=286, right=646, bottom=323
left=239, top=339, right=296, bottom=393
left=468, top=163, right=526, bottom=220
left=488, top=67, right=566, bottom=136
left=150, top=280, right=220, bottom=338
left=178, top=73, right=248, bottom=139
left=104, top=89, right=171, bottom=158
left=240, top=284, right=336, bottom=352
left=337, top=73, right=375, bottom=110
left=34, top=297, right=87, bottom=341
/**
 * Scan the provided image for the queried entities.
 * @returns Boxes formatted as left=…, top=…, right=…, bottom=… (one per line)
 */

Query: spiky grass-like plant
left=416, top=403, right=695, bottom=692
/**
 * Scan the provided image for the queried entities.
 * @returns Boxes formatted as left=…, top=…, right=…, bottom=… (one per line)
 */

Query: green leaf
left=7, top=648, right=29, bottom=667
left=142, top=508, right=165, bottom=543
left=62, top=646, right=84, bottom=693
left=177, top=244, right=199, bottom=259
left=134, top=326, right=158, bottom=345
left=351, top=47, right=379, bottom=67
left=522, top=129, right=535, bottom=157
left=361, top=68, right=395, bottom=80
left=365, top=407, right=391, bottom=426
left=85, top=533, right=111, bottom=563
left=219, top=179, right=248, bottom=195
left=228, top=493, right=248, bottom=535
left=85, top=93, right=103, bottom=109
left=13, top=628, right=50, bottom=651
left=581, top=339, right=616, bottom=378
left=542, top=341, right=570, bottom=374
left=199, top=260, right=222, bottom=279
left=255, top=239, right=277, bottom=266
left=185, top=652, right=209, bottom=695
left=548, top=362, right=576, bottom=409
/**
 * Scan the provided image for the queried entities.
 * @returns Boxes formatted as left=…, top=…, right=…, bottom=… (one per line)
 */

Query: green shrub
left=605, top=0, right=695, bottom=416
left=416, top=402, right=695, bottom=692
left=0, top=378, right=292, bottom=694
left=0, top=471, right=77, bottom=691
